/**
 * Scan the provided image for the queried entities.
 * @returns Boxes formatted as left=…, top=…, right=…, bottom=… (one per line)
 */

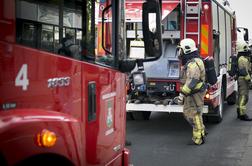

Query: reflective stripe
left=200, top=24, right=209, bottom=55
left=239, top=96, right=245, bottom=107
left=245, top=75, right=251, bottom=81
left=195, top=114, right=204, bottom=130
left=182, top=82, right=203, bottom=95
left=193, top=137, right=202, bottom=145
left=239, top=75, right=251, bottom=80
left=227, top=57, right=232, bottom=71
left=239, top=95, right=246, bottom=115
left=195, top=82, right=203, bottom=90
left=193, top=130, right=201, bottom=139
left=192, top=114, right=204, bottom=144
left=182, top=85, right=191, bottom=94
left=238, top=56, right=249, bottom=63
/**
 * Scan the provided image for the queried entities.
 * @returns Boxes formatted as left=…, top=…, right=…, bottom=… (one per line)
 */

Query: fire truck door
left=83, top=0, right=125, bottom=165
left=83, top=65, right=125, bottom=165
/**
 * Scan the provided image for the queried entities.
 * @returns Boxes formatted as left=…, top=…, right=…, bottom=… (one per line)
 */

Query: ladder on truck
left=184, top=0, right=202, bottom=44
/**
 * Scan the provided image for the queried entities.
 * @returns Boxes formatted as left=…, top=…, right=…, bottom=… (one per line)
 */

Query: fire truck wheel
left=209, top=87, right=224, bottom=123
left=126, top=112, right=134, bottom=120
left=227, top=91, right=237, bottom=105
left=16, top=154, right=74, bottom=166
left=131, top=111, right=151, bottom=120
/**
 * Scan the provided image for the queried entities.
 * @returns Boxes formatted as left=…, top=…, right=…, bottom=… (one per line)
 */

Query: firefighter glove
left=177, top=93, right=184, bottom=105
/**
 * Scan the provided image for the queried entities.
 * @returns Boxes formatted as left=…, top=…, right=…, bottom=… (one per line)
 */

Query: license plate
left=163, top=82, right=176, bottom=92
left=148, top=81, right=176, bottom=93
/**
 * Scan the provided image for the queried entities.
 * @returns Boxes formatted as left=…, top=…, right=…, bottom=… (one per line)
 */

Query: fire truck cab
left=126, top=0, right=237, bottom=123
left=0, top=0, right=162, bottom=165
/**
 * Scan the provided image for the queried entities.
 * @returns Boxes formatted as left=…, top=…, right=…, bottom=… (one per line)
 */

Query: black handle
left=88, top=82, right=96, bottom=121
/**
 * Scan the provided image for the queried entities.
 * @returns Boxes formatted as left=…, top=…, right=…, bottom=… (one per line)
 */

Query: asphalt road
left=126, top=91, right=252, bottom=166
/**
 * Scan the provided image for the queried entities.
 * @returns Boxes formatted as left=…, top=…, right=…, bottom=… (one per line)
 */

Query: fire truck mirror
left=142, top=0, right=163, bottom=60
left=237, top=27, right=249, bottom=42
left=243, top=28, right=249, bottom=42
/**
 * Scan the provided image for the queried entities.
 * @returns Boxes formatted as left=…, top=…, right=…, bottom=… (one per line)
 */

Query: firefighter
left=236, top=41, right=252, bottom=121
left=58, top=33, right=81, bottom=60
left=177, top=38, right=207, bottom=145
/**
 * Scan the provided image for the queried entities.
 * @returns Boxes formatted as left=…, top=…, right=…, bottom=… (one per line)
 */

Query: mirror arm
left=136, top=59, right=144, bottom=71
left=119, top=59, right=136, bottom=73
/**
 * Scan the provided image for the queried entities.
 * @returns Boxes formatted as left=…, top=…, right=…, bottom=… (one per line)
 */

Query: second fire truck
left=126, top=0, right=237, bottom=123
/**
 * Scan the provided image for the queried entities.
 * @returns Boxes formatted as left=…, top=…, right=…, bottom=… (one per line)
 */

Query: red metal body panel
left=0, top=43, right=128, bottom=166
left=83, top=63, right=127, bottom=165
left=0, top=1, right=15, bottom=43
left=125, top=0, right=179, bottom=21
left=0, top=109, right=83, bottom=166
left=0, top=0, right=128, bottom=165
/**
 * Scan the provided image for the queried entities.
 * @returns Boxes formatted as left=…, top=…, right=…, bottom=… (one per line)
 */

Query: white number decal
left=15, top=64, right=29, bottom=91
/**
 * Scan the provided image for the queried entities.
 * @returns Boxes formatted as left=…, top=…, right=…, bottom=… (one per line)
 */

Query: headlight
left=133, top=73, right=145, bottom=85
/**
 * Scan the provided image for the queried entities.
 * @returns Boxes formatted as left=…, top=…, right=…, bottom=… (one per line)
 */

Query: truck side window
left=162, top=10, right=180, bottom=31
left=16, top=0, right=82, bottom=61
left=16, top=0, right=115, bottom=67
left=17, top=21, right=37, bottom=48
left=83, top=0, right=115, bottom=67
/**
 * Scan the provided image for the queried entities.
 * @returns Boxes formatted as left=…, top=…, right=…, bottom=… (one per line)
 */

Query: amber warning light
left=36, top=129, right=57, bottom=148
left=205, top=93, right=210, bottom=99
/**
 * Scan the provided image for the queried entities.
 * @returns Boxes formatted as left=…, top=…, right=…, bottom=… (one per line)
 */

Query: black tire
left=131, top=111, right=151, bottom=120
left=209, top=87, right=224, bottom=123
left=227, top=91, right=237, bottom=105
left=16, top=154, right=74, bottom=166
left=126, top=112, right=134, bottom=120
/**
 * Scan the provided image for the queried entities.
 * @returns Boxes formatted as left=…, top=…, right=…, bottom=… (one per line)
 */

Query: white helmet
left=237, top=40, right=249, bottom=52
left=179, top=38, right=198, bottom=54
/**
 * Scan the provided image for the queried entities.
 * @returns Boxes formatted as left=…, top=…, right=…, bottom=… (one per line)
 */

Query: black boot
left=237, top=108, right=241, bottom=119
left=239, top=114, right=252, bottom=121
left=201, top=135, right=206, bottom=145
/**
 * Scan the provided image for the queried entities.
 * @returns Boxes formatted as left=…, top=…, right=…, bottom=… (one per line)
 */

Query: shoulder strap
left=193, top=58, right=204, bottom=82
left=184, top=59, right=194, bottom=71
left=186, top=58, right=201, bottom=71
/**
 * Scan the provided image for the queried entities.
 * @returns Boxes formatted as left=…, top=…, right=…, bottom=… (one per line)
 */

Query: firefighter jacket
left=180, top=58, right=206, bottom=96
left=238, top=55, right=251, bottom=81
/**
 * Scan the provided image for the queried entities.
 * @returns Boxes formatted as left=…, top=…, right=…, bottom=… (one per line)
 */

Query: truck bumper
left=126, top=103, right=208, bottom=113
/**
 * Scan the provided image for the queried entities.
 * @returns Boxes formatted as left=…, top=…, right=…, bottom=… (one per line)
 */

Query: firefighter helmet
left=179, top=38, right=198, bottom=55
left=237, top=41, right=249, bottom=53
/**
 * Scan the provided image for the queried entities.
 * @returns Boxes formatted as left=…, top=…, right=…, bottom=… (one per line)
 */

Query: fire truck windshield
left=16, top=0, right=116, bottom=67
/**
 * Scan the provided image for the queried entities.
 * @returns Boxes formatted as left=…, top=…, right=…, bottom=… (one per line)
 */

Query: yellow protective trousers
left=237, top=77, right=249, bottom=116
left=183, top=91, right=206, bottom=144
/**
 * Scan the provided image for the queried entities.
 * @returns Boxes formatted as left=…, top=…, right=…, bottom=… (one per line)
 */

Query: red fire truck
left=0, top=0, right=162, bottom=165
left=126, top=0, right=237, bottom=122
